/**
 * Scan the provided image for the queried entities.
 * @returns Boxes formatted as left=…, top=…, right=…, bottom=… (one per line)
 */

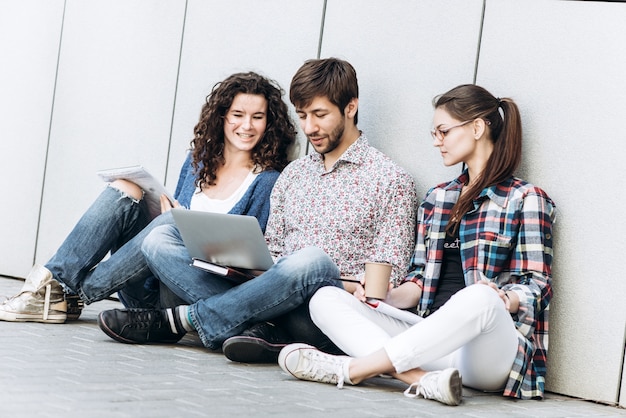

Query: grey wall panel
left=478, top=0, right=626, bottom=404
left=164, top=0, right=325, bottom=190
left=621, top=346, right=626, bottom=407
left=320, top=0, right=484, bottom=200
left=0, top=1, right=65, bottom=277
left=35, top=0, right=186, bottom=267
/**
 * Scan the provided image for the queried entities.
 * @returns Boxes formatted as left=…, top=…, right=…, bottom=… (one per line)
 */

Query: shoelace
left=0, top=286, right=60, bottom=314
left=0, top=284, right=56, bottom=319
left=403, top=372, right=440, bottom=400
left=2, top=288, right=39, bottom=304
left=301, top=350, right=346, bottom=388
left=43, top=284, right=51, bottom=321
left=126, top=309, right=160, bottom=329
left=417, top=372, right=442, bottom=400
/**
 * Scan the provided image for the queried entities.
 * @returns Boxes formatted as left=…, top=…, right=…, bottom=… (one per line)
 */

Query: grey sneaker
left=278, top=343, right=350, bottom=388
left=404, top=368, right=462, bottom=406
left=0, top=265, right=67, bottom=323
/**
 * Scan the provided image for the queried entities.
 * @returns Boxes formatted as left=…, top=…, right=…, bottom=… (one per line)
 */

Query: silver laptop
left=171, top=208, right=274, bottom=271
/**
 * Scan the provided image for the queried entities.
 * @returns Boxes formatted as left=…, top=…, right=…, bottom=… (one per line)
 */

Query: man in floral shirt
left=98, top=58, right=418, bottom=362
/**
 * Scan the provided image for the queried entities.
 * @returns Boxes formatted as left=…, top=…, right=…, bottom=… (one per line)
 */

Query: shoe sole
left=0, top=311, right=66, bottom=324
left=66, top=297, right=84, bottom=321
left=444, top=369, right=463, bottom=406
left=97, top=312, right=137, bottom=344
left=223, top=336, right=286, bottom=363
left=66, top=312, right=82, bottom=321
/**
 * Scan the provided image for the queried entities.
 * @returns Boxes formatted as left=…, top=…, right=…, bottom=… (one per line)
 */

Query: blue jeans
left=45, top=186, right=174, bottom=306
left=141, top=223, right=342, bottom=350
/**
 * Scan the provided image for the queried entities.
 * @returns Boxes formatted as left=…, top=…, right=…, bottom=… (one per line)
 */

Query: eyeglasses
left=430, top=120, right=472, bottom=141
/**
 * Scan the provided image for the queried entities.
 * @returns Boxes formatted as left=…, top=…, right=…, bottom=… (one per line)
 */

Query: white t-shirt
left=189, top=171, right=259, bottom=213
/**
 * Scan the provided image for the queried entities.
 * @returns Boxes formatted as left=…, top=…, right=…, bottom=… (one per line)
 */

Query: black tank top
left=430, top=231, right=466, bottom=313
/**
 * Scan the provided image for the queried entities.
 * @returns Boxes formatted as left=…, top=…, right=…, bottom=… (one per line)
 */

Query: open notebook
left=97, top=165, right=174, bottom=219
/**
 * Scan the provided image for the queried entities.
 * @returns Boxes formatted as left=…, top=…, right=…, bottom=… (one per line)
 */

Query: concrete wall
left=0, top=0, right=624, bottom=406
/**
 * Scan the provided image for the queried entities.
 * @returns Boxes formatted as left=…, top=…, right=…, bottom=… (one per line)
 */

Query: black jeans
left=273, top=298, right=344, bottom=355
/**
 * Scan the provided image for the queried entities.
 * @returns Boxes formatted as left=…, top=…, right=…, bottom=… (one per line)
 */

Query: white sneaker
left=0, top=265, right=67, bottom=323
left=404, top=368, right=462, bottom=406
left=278, top=343, right=350, bottom=388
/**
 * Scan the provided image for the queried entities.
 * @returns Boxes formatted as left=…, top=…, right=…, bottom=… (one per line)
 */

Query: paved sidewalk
left=0, top=276, right=624, bottom=418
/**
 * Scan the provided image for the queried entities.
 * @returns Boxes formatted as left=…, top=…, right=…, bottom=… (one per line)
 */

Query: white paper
left=191, top=258, right=229, bottom=275
left=97, top=165, right=174, bottom=218
left=366, top=299, right=422, bottom=324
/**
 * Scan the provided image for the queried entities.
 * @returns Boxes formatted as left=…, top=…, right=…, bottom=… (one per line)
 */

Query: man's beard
left=310, top=119, right=344, bottom=155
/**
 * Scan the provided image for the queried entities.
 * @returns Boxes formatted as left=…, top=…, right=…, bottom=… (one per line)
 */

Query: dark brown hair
left=191, top=72, right=297, bottom=188
left=433, top=84, right=522, bottom=234
left=289, top=58, right=359, bottom=124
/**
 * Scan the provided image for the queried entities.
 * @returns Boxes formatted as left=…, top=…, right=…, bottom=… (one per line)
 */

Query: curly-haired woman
left=0, top=72, right=296, bottom=324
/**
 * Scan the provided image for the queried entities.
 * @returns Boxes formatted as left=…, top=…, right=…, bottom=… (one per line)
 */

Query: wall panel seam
left=473, top=0, right=486, bottom=85
left=34, top=0, right=67, bottom=264
left=164, top=0, right=189, bottom=184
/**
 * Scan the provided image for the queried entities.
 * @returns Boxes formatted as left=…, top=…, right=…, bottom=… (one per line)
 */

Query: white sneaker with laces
left=404, top=368, right=462, bottom=406
left=0, top=265, right=67, bottom=323
left=278, top=343, right=351, bottom=388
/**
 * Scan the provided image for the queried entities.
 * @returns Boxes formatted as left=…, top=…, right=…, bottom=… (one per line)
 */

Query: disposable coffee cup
left=364, top=262, right=393, bottom=300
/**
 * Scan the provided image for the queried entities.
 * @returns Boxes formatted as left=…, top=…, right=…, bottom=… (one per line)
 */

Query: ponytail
left=434, top=85, right=522, bottom=234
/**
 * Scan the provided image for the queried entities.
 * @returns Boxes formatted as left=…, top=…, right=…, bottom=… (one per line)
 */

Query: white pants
left=310, top=284, right=519, bottom=391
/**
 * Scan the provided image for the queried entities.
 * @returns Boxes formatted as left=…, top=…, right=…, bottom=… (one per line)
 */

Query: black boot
left=222, top=322, right=293, bottom=363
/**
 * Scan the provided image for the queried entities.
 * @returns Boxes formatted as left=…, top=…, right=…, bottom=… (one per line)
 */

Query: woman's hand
left=160, top=194, right=180, bottom=213
left=477, top=279, right=519, bottom=313
left=385, top=281, right=421, bottom=309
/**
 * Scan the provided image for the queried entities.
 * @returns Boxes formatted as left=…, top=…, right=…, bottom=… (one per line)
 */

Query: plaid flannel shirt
left=403, top=171, right=556, bottom=399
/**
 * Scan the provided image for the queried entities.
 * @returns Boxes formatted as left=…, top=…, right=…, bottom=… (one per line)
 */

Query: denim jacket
left=173, top=153, right=280, bottom=233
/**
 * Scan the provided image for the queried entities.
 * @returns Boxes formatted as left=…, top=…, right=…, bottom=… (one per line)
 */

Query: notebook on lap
left=170, top=208, right=274, bottom=282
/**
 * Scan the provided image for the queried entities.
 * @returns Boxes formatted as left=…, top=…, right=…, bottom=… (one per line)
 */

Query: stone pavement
left=1, top=276, right=624, bottom=418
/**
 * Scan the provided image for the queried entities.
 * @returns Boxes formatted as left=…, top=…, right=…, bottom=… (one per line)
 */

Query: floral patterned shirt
left=265, top=134, right=417, bottom=283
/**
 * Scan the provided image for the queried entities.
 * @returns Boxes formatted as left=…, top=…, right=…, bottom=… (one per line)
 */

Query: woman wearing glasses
left=0, top=72, right=296, bottom=323
left=278, top=84, right=555, bottom=406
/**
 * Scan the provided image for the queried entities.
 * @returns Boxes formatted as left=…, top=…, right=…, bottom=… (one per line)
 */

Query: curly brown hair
left=191, top=72, right=297, bottom=188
